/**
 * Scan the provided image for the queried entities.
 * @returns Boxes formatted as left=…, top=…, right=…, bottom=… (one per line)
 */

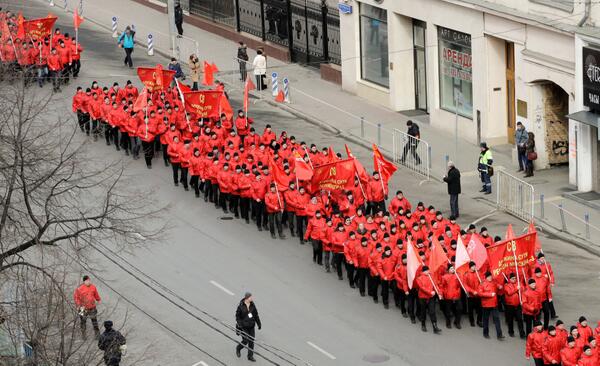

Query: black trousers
left=450, top=193, right=459, bottom=218
left=392, top=286, right=407, bottom=313
left=333, top=253, right=344, bottom=280
left=268, top=212, right=283, bottom=237
left=239, top=60, right=247, bottom=81
left=345, top=262, right=355, bottom=287
left=419, top=297, right=437, bottom=326
left=524, top=314, right=539, bottom=336
left=443, top=299, right=462, bottom=325
left=482, top=307, right=503, bottom=337
left=77, top=111, right=87, bottom=131
left=285, top=211, right=295, bottom=235
left=296, top=215, right=306, bottom=242
left=219, top=191, right=229, bottom=212
left=368, top=275, right=380, bottom=301
left=367, top=200, right=385, bottom=215
left=505, top=304, right=525, bottom=336
left=311, top=239, right=322, bottom=264
left=204, top=181, right=215, bottom=202
left=401, top=139, right=421, bottom=164
left=180, top=168, right=189, bottom=189
left=230, top=194, right=240, bottom=217
left=80, top=308, right=100, bottom=335
left=190, top=176, right=200, bottom=196
left=236, top=326, right=255, bottom=359
left=176, top=22, right=183, bottom=36
left=541, top=300, right=550, bottom=329
left=123, top=47, right=134, bottom=67
left=120, top=132, right=130, bottom=152
left=112, top=127, right=120, bottom=149
left=71, top=59, right=81, bottom=77
left=171, top=163, right=181, bottom=185
left=380, top=280, right=391, bottom=305
left=356, top=268, right=368, bottom=295
left=141, top=141, right=154, bottom=167
left=407, top=289, right=419, bottom=320
left=468, top=297, right=482, bottom=325
left=240, top=197, right=250, bottom=221
left=252, top=200, right=265, bottom=229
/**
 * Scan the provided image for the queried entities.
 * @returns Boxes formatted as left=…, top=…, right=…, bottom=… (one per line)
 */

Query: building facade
left=339, top=0, right=600, bottom=193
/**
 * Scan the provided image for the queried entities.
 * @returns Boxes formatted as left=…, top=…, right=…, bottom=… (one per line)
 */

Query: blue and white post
left=271, top=72, right=279, bottom=97
left=283, top=77, right=290, bottom=103
left=147, top=34, right=154, bottom=56
left=111, top=17, right=118, bottom=38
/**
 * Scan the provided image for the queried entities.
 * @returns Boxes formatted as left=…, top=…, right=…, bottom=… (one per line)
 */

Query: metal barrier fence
left=392, top=129, right=431, bottom=180
left=496, top=169, right=535, bottom=222
left=537, top=195, right=600, bottom=243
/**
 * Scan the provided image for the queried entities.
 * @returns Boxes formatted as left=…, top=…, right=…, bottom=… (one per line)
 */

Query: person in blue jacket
left=117, top=26, right=136, bottom=68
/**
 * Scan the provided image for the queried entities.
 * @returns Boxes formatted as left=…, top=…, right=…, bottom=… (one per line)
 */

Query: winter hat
left=579, top=316, right=587, bottom=323
left=567, top=336, right=575, bottom=343
left=534, top=320, right=542, bottom=327
left=570, top=325, right=577, bottom=332
left=556, top=320, right=564, bottom=326
left=422, top=265, right=430, bottom=272
left=534, top=267, right=542, bottom=273
left=104, top=320, right=113, bottom=329
left=537, top=252, right=545, bottom=258
left=244, top=292, right=252, bottom=300
left=548, top=325, right=556, bottom=332
left=485, top=271, right=492, bottom=278
left=528, top=278, right=536, bottom=285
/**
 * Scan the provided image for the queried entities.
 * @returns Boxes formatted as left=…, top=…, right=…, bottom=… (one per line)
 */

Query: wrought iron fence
left=189, top=0, right=236, bottom=27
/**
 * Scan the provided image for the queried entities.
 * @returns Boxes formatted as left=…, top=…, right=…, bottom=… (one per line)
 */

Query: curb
left=537, top=218, right=600, bottom=257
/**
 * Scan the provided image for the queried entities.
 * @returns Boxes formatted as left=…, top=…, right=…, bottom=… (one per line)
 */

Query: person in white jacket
left=252, top=50, right=267, bottom=91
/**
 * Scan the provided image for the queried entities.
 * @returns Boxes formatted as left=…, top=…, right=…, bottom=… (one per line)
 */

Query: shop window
left=359, top=4, right=389, bottom=88
left=438, top=26, right=473, bottom=118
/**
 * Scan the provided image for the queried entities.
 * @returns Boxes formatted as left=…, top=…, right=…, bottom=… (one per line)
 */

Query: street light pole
left=167, top=0, right=179, bottom=59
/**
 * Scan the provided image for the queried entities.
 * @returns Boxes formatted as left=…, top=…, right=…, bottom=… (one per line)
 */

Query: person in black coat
left=174, top=3, right=184, bottom=36
left=443, top=161, right=461, bottom=218
left=235, top=292, right=262, bottom=362
left=98, top=320, right=126, bottom=366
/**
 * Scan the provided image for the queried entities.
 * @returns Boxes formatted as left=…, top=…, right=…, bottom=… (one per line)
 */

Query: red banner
left=183, top=91, right=223, bottom=119
left=486, top=232, right=537, bottom=277
left=310, top=159, right=355, bottom=193
left=136, top=66, right=176, bottom=92
left=23, top=17, right=57, bottom=40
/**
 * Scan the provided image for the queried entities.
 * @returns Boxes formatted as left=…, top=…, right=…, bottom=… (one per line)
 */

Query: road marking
left=307, top=341, right=336, bottom=360
left=209, top=280, right=234, bottom=296
left=191, top=362, right=208, bottom=366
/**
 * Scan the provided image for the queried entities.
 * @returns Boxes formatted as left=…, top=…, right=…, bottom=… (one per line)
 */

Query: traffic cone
left=275, top=90, right=285, bottom=103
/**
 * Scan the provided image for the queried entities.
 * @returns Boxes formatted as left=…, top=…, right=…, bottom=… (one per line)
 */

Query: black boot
left=446, top=319, right=452, bottom=329
left=421, top=322, right=427, bottom=332
left=432, top=322, right=442, bottom=334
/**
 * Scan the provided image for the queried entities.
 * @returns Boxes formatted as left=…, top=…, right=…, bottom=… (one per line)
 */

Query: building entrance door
left=506, top=42, right=516, bottom=143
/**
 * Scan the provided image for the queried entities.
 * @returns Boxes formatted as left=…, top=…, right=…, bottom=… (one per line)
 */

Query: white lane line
left=209, top=280, right=235, bottom=296
left=191, top=361, right=208, bottom=366
left=307, top=341, right=336, bottom=360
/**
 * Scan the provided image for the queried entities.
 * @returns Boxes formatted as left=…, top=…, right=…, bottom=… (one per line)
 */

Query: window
left=360, top=4, right=389, bottom=87
left=529, top=0, right=574, bottom=13
left=438, top=26, right=473, bottom=118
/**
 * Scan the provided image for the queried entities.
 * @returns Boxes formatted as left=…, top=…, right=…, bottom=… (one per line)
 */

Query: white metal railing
left=496, top=169, right=535, bottom=221
left=392, top=129, right=431, bottom=180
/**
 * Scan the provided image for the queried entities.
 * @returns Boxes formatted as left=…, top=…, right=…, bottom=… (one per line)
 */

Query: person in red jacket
left=189, top=148, right=203, bottom=197
left=56, top=39, right=72, bottom=85
left=368, top=243, right=383, bottom=303
left=441, top=263, right=462, bottom=329
left=235, top=110, right=253, bottom=142
left=265, top=183, right=285, bottom=239
left=523, top=278, right=542, bottom=336
left=251, top=173, right=268, bottom=231
left=504, top=272, right=526, bottom=339
left=352, top=237, right=371, bottom=296
left=344, top=231, right=358, bottom=288
left=388, top=190, right=412, bottom=217
left=561, top=336, right=580, bottom=366
left=167, top=135, right=184, bottom=186
left=366, top=171, right=386, bottom=216
left=237, top=169, right=253, bottom=222
left=463, top=261, right=482, bottom=328
left=70, top=37, right=83, bottom=78
left=577, top=317, right=594, bottom=346
left=415, top=266, right=442, bottom=334
left=217, top=163, right=233, bottom=212
left=73, top=275, right=101, bottom=338
left=542, top=325, right=563, bottom=365
left=393, top=253, right=409, bottom=316
left=46, top=47, right=62, bottom=92
left=295, top=186, right=310, bottom=244
left=330, top=223, right=348, bottom=281
left=377, top=246, right=397, bottom=309
left=578, top=346, right=596, bottom=366
left=535, top=252, right=558, bottom=319
left=305, top=210, right=326, bottom=265
left=283, top=181, right=299, bottom=237
left=526, top=321, right=545, bottom=365
left=137, top=116, right=156, bottom=168
left=533, top=267, right=551, bottom=329
left=478, top=271, right=505, bottom=340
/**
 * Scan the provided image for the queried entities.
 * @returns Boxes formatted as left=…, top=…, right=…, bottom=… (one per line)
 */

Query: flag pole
left=426, top=273, right=442, bottom=299
left=355, top=172, right=368, bottom=202
left=454, top=271, right=469, bottom=298
left=274, top=181, right=283, bottom=213
left=512, top=243, right=523, bottom=305
left=376, top=159, right=386, bottom=196
left=303, top=146, right=314, bottom=169
left=174, top=79, right=191, bottom=132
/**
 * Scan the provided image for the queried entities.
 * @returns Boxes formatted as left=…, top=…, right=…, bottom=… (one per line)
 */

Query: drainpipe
left=578, top=0, right=591, bottom=27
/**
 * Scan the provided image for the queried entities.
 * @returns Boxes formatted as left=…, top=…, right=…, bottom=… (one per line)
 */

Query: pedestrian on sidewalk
left=443, top=160, right=461, bottom=218
left=188, top=54, right=200, bottom=90
left=174, top=2, right=184, bottom=37
left=98, top=320, right=127, bottom=366
left=73, top=275, right=101, bottom=339
left=235, top=292, right=261, bottom=362
left=117, top=26, right=136, bottom=68
left=478, top=142, right=493, bottom=195
left=525, top=131, right=536, bottom=178
left=252, top=49, right=267, bottom=91
left=237, top=41, right=249, bottom=81
left=168, top=57, right=184, bottom=86
left=515, top=121, right=528, bottom=172
left=400, top=120, right=421, bottom=165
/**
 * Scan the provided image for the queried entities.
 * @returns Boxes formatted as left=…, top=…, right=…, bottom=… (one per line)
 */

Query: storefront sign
left=438, top=26, right=473, bottom=118
left=338, top=3, right=352, bottom=14
left=583, top=46, right=600, bottom=111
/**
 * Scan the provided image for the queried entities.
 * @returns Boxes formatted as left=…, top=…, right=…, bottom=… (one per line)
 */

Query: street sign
left=338, top=3, right=352, bottom=14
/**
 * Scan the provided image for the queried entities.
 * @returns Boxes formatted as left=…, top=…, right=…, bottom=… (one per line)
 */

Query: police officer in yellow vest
left=478, top=142, right=493, bottom=195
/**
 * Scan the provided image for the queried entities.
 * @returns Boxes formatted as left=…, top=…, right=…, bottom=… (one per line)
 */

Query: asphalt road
left=11, top=1, right=600, bottom=365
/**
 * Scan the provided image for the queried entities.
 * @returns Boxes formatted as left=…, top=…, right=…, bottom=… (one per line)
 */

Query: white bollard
left=283, top=77, right=290, bottom=103
left=111, top=17, right=118, bottom=38
left=271, top=72, right=279, bottom=97
left=147, top=34, right=154, bottom=56
left=49, top=0, right=55, bottom=6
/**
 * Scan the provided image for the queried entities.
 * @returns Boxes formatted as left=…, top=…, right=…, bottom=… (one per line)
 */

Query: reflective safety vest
left=479, top=149, right=493, bottom=165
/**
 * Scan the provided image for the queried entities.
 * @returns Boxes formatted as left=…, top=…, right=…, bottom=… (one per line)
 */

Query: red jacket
left=388, top=196, right=412, bottom=215
left=522, top=287, right=541, bottom=316
left=377, top=254, right=396, bottom=281
left=330, top=230, right=347, bottom=253
left=237, top=175, right=253, bottom=198
left=577, top=323, right=594, bottom=345
left=478, top=279, right=499, bottom=308
left=367, top=178, right=385, bottom=202
left=368, top=250, right=381, bottom=277
left=504, top=282, right=521, bottom=306
left=441, top=273, right=461, bottom=300
left=577, top=353, right=596, bottom=366
left=394, top=264, right=408, bottom=292
left=265, top=191, right=283, bottom=213
left=560, top=346, right=580, bottom=366
left=543, top=333, right=563, bottom=364
left=353, top=243, right=371, bottom=269
left=167, top=142, right=183, bottom=164
left=217, top=169, right=233, bottom=193
left=526, top=330, right=545, bottom=359
left=305, top=217, right=326, bottom=241
left=463, top=271, right=480, bottom=297
left=415, top=273, right=435, bottom=299
left=534, top=275, right=549, bottom=301
left=73, top=284, right=101, bottom=310
left=251, top=178, right=268, bottom=201
left=47, top=53, right=62, bottom=71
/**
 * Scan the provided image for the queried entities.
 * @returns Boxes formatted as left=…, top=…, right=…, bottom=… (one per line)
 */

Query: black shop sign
left=583, top=46, right=600, bottom=112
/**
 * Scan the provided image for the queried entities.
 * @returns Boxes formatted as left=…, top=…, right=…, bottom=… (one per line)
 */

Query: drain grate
left=219, top=216, right=234, bottom=220
left=362, top=354, right=390, bottom=363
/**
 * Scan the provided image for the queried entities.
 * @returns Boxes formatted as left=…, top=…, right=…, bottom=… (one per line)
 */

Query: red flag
left=73, top=8, right=84, bottom=29
left=269, top=158, right=290, bottom=191
left=182, top=91, right=222, bottom=119
left=327, top=146, right=338, bottom=163
left=211, top=62, right=219, bottom=73
left=244, top=77, right=256, bottom=112
left=1, top=21, right=10, bottom=43
left=406, top=240, right=422, bottom=289
left=373, top=144, right=397, bottom=185
left=133, top=88, right=148, bottom=112
left=309, top=159, right=356, bottom=193
left=487, top=232, right=537, bottom=278
left=428, top=237, right=449, bottom=274
left=275, top=90, right=285, bottom=103
left=528, top=221, right=542, bottom=251
left=22, top=17, right=57, bottom=40
left=505, top=224, right=515, bottom=240
left=177, top=81, right=192, bottom=94
left=345, top=144, right=370, bottom=183
left=16, top=13, right=24, bottom=39
left=466, top=234, right=488, bottom=270
left=219, top=93, right=234, bottom=121
left=137, top=66, right=175, bottom=92
left=455, top=237, right=471, bottom=274
left=202, top=61, right=214, bottom=86
left=293, top=151, right=313, bottom=181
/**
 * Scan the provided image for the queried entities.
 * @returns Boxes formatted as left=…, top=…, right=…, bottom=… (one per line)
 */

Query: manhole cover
left=362, top=354, right=390, bottom=363
left=220, top=216, right=234, bottom=220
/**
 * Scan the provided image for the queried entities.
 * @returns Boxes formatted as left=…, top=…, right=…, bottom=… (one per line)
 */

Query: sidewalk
left=60, top=0, right=600, bottom=251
